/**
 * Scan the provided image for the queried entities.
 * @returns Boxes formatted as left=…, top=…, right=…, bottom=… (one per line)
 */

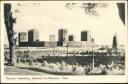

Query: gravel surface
left=4, top=66, right=54, bottom=75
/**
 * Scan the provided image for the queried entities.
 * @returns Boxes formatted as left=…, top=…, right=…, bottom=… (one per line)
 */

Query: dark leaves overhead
left=65, top=3, right=108, bottom=17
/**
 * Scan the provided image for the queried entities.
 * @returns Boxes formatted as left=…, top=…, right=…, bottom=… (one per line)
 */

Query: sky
left=2, top=1, right=126, bottom=45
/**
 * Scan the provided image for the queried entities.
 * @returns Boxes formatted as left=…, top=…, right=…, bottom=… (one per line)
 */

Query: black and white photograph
left=1, top=0, right=128, bottom=83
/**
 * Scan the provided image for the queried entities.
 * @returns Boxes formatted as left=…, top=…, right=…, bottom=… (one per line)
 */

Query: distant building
left=49, top=35, right=55, bottom=42
left=58, top=29, right=68, bottom=42
left=58, top=29, right=68, bottom=46
left=19, top=41, right=45, bottom=47
left=68, top=35, right=75, bottom=41
left=81, top=30, right=91, bottom=41
left=18, top=32, right=28, bottom=42
left=112, top=33, right=118, bottom=49
left=18, top=28, right=93, bottom=48
left=19, top=29, right=41, bottom=47
left=28, top=29, right=39, bottom=42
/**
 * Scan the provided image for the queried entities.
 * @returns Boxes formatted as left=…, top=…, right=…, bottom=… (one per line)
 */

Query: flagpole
left=92, top=45, right=94, bottom=69
left=92, top=38, right=94, bottom=69
left=67, top=42, right=68, bottom=56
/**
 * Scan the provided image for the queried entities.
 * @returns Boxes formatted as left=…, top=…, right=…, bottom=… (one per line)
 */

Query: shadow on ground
left=17, top=66, right=75, bottom=75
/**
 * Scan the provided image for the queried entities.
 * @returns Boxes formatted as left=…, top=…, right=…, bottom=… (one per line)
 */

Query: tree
left=4, top=4, right=16, bottom=66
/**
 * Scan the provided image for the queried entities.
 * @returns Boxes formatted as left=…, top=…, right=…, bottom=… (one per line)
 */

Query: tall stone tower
left=28, top=29, right=39, bottom=43
left=58, top=29, right=68, bottom=42
left=68, top=34, right=75, bottom=41
left=112, top=33, right=118, bottom=49
left=18, top=32, right=28, bottom=42
left=81, top=30, right=91, bottom=42
left=58, top=29, right=68, bottom=46
left=49, top=35, right=55, bottom=42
